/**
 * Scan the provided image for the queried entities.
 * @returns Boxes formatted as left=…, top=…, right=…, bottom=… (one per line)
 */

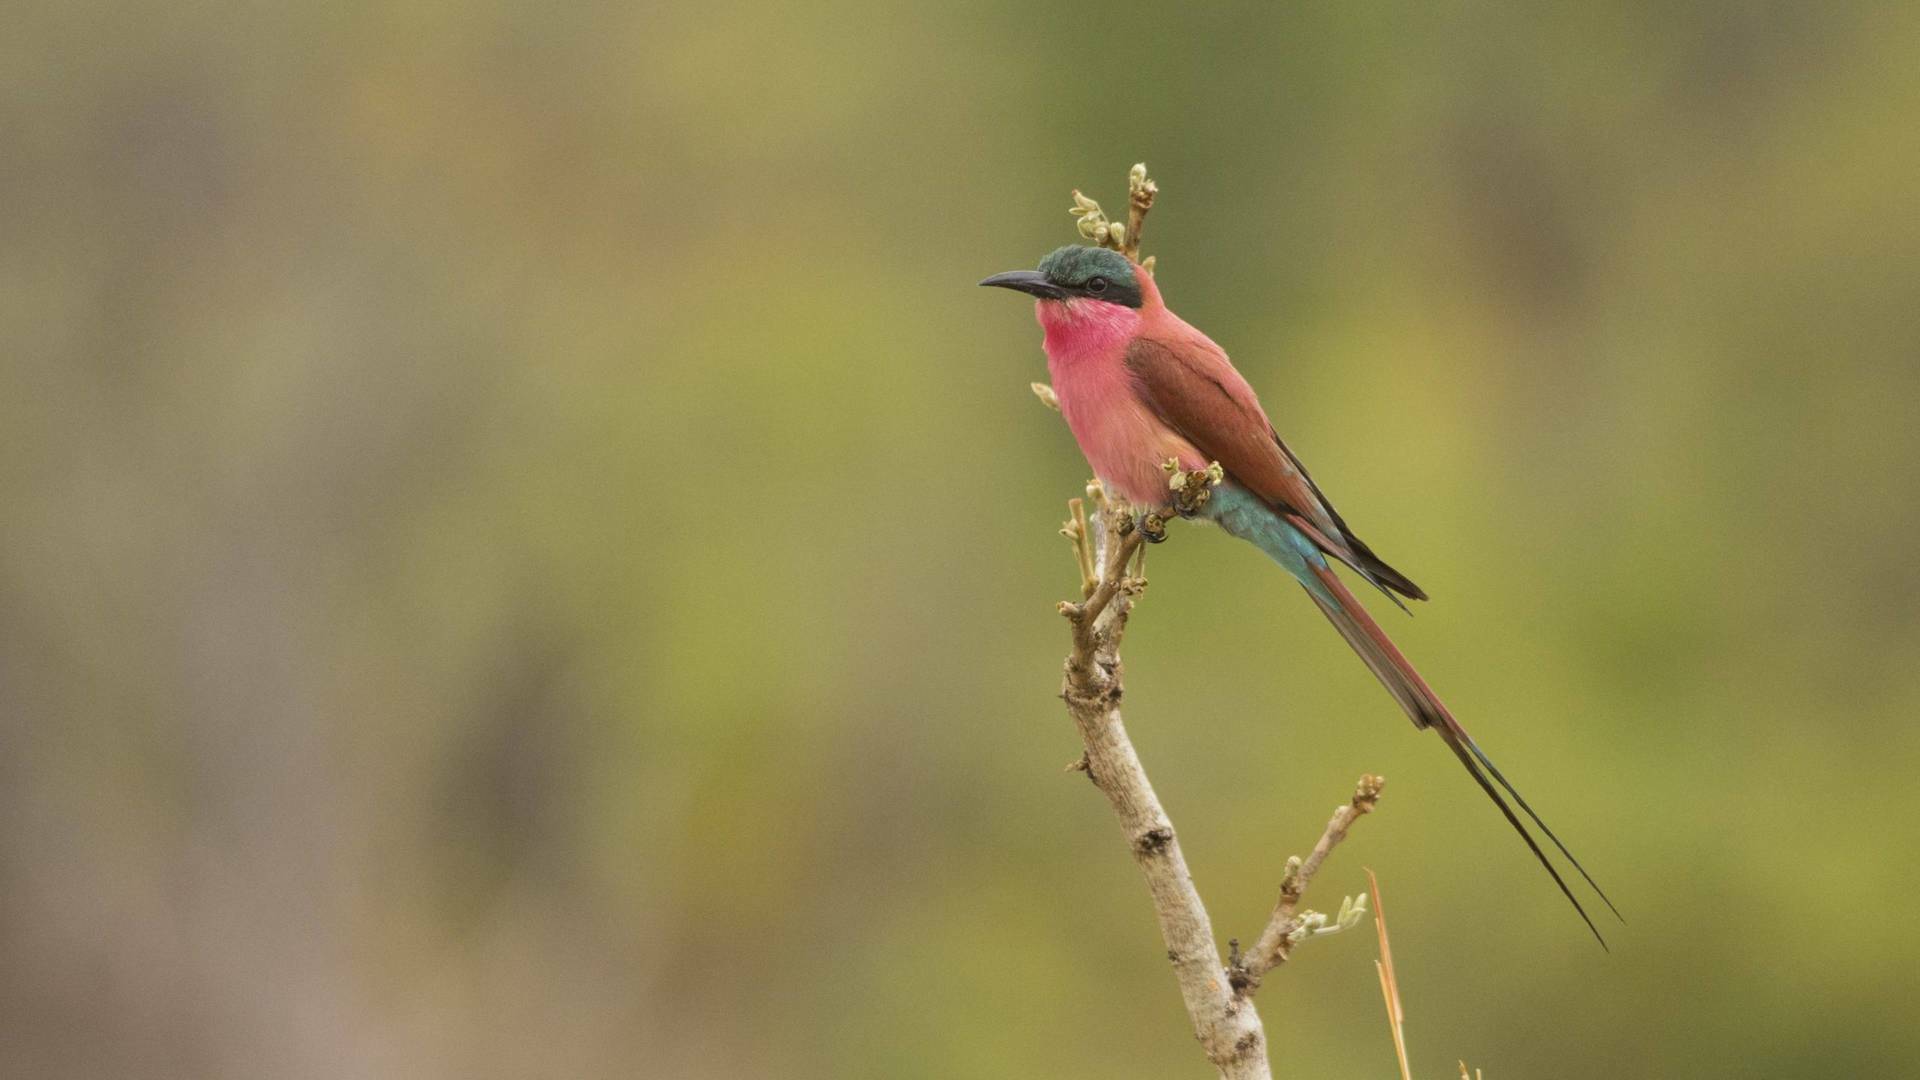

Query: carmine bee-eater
left=983, top=244, right=1618, bottom=943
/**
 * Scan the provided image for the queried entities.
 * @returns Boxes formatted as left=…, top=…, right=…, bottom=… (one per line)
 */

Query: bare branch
left=1124, top=161, right=1158, bottom=262
left=1055, top=495, right=1269, bottom=1079
left=1074, top=511, right=1144, bottom=630
left=1239, top=775, right=1386, bottom=987
left=1067, top=161, right=1157, bottom=266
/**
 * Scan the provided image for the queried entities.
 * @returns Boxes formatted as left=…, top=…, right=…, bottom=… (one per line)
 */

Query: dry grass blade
left=1369, top=868, right=1411, bottom=1080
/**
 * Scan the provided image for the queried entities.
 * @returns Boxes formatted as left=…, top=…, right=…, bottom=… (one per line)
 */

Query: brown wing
left=1124, top=336, right=1428, bottom=602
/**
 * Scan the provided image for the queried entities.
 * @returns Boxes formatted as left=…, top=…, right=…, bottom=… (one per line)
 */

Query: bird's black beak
left=979, top=270, right=1066, bottom=300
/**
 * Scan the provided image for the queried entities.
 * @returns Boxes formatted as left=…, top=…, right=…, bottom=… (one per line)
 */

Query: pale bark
left=1057, top=496, right=1269, bottom=1078
left=1241, top=776, right=1384, bottom=984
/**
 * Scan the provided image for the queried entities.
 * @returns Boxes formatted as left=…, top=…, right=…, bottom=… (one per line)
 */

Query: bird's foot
left=1139, top=510, right=1171, bottom=544
left=1162, top=459, right=1226, bottom=518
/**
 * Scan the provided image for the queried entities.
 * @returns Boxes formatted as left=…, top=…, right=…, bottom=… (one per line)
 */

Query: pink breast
left=1037, top=300, right=1205, bottom=506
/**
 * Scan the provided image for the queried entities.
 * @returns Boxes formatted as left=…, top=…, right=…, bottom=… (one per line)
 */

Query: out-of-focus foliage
left=4, top=2, right=1918, bottom=1076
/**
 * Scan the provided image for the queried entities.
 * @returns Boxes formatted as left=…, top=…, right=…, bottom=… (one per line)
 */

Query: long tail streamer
left=1303, top=560, right=1622, bottom=946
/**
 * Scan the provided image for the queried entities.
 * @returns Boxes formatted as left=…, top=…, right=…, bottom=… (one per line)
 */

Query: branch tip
left=1068, top=162, right=1158, bottom=262
left=1238, top=775, right=1388, bottom=990
left=1354, top=773, right=1385, bottom=811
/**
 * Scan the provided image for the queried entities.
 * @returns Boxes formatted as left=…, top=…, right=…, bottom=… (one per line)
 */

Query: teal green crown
left=1037, top=245, right=1143, bottom=308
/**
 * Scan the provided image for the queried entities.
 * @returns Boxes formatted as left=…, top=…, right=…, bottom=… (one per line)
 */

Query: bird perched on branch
left=982, top=244, right=1619, bottom=944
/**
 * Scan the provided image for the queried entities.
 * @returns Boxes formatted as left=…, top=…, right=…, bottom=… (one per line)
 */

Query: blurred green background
left=5, top=2, right=1918, bottom=1076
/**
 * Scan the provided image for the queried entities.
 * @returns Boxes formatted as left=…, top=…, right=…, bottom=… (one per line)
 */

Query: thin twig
left=1063, top=497, right=1097, bottom=597
left=1123, top=161, right=1157, bottom=262
left=1068, top=162, right=1158, bottom=267
left=1240, top=775, right=1385, bottom=985
left=1072, top=513, right=1144, bottom=632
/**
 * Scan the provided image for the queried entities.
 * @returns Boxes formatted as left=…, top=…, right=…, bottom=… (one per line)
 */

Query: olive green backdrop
left=5, top=2, right=1917, bottom=1076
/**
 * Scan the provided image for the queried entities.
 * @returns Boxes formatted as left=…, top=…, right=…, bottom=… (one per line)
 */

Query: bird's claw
left=1163, top=459, right=1226, bottom=518
left=1139, top=511, right=1170, bottom=543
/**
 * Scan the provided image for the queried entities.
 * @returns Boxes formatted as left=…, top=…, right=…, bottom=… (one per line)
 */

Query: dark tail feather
left=1460, top=735, right=1623, bottom=922
left=1347, top=532, right=1428, bottom=603
left=1302, top=561, right=1616, bottom=944
left=1282, top=512, right=1421, bottom=613
left=1433, top=723, right=1607, bottom=949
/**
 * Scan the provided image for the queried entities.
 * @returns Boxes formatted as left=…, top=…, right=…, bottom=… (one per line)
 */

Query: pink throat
left=1032, top=296, right=1180, bottom=507
left=1035, top=299, right=1142, bottom=366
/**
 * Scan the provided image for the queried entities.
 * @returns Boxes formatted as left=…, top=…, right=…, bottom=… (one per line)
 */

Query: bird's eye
left=1086, top=276, right=1109, bottom=294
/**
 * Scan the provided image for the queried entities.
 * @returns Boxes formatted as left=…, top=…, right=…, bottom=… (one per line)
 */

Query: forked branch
left=1055, top=481, right=1269, bottom=1078
left=1235, top=775, right=1386, bottom=991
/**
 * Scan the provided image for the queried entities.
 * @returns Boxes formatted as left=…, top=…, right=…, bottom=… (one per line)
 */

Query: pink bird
left=983, top=244, right=1618, bottom=944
